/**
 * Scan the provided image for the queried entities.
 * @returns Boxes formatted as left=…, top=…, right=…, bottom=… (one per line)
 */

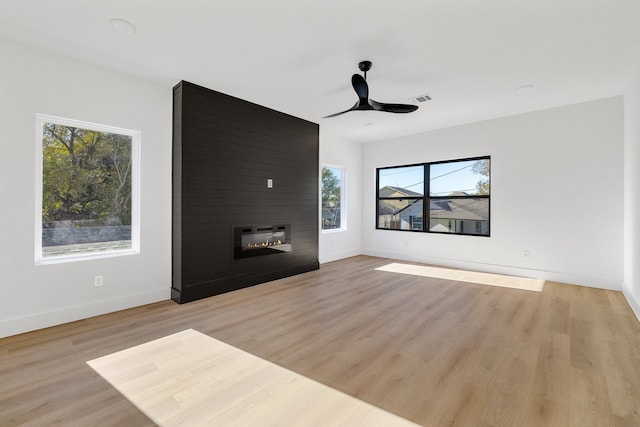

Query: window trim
left=320, top=164, right=347, bottom=233
left=376, top=156, right=490, bottom=237
left=34, top=114, right=141, bottom=265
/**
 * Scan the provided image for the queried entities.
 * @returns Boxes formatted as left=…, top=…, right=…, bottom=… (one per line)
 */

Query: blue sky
left=379, top=160, right=487, bottom=196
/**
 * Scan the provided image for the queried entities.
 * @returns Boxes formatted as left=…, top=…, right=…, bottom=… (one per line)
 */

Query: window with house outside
left=321, top=165, right=345, bottom=231
left=35, top=114, right=140, bottom=263
left=377, top=156, right=490, bottom=236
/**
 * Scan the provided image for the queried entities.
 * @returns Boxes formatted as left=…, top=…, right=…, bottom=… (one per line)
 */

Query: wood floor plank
left=521, top=332, right=571, bottom=426
left=1, top=255, right=639, bottom=426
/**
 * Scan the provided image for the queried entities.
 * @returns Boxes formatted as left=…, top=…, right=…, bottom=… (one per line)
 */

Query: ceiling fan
left=324, top=60, right=419, bottom=118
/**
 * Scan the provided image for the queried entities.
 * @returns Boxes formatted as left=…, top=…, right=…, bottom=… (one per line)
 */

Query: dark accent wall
left=172, top=81, right=319, bottom=303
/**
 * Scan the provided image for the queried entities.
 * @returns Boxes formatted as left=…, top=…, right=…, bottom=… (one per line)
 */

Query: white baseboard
left=622, top=287, right=640, bottom=322
left=319, top=249, right=362, bottom=264
left=361, top=248, right=623, bottom=291
left=0, top=287, right=170, bottom=338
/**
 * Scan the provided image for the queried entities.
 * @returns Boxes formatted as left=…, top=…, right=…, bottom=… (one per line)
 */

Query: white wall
left=318, top=132, right=362, bottom=263
left=624, top=67, right=640, bottom=319
left=362, top=97, right=624, bottom=289
left=0, top=38, right=632, bottom=337
left=0, top=38, right=172, bottom=337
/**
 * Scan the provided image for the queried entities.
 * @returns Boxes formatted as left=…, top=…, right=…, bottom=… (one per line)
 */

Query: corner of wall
left=622, top=283, right=640, bottom=322
left=319, top=249, right=362, bottom=264
left=623, top=64, right=640, bottom=324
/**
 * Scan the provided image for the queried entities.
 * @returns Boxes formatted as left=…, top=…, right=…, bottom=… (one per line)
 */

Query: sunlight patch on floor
left=87, top=329, right=419, bottom=427
left=375, top=262, right=545, bottom=292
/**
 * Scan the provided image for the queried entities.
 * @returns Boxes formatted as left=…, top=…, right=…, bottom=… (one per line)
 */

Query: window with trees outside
left=321, top=166, right=345, bottom=231
left=377, top=156, right=490, bottom=236
left=35, top=114, right=140, bottom=263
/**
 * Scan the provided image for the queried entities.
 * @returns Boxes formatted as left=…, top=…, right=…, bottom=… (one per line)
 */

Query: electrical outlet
left=94, top=275, right=104, bottom=287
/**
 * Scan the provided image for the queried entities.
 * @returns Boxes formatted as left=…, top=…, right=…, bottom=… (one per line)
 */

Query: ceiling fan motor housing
left=358, top=60, right=372, bottom=73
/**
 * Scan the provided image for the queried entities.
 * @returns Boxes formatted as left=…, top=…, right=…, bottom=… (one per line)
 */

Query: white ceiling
left=1, top=0, right=640, bottom=142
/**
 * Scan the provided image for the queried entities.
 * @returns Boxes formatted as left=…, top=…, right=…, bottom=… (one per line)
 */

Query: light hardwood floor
left=1, top=255, right=639, bottom=426
left=87, top=329, right=421, bottom=426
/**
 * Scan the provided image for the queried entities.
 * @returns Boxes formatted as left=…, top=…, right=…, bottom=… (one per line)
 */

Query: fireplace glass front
left=234, top=225, right=291, bottom=259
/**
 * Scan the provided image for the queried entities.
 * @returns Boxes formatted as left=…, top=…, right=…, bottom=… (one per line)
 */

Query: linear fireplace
left=234, top=224, right=291, bottom=259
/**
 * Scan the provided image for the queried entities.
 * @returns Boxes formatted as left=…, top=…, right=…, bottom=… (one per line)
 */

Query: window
left=321, top=165, right=345, bottom=230
left=377, top=165, right=424, bottom=230
left=35, top=114, right=140, bottom=263
left=377, top=156, right=490, bottom=236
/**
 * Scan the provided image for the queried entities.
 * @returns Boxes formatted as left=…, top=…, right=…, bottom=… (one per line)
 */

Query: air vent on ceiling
left=412, top=94, right=432, bottom=103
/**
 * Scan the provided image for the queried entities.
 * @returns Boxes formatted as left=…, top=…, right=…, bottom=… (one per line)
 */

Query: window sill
left=321, top=228, right=347, bottom=234
left=35, top=248, right=140, bottom=265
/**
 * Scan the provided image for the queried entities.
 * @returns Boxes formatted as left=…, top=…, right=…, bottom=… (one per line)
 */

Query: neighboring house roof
left=430, top=198, right=488, bottom=221
left=378, top=186, right=488, bottom=221
left=379, top=186, right=423, bottom=198
left=379, top=197, right=488, bottom=221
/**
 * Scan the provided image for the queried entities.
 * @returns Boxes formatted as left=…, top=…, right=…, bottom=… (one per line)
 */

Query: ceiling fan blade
left=351, top=74, right=369, bottom=103
left=370, top=99, right=419, bottom=113
left=323, top=102, right=359, bottom=118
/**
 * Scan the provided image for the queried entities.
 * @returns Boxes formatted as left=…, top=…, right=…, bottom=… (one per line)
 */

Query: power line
left=382, top=162, right=478, bottom=190
left=430, top=163, right=473, bottom=181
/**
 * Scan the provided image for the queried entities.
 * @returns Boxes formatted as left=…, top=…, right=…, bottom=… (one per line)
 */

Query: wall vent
left=412, top=94, right=432, bottom=103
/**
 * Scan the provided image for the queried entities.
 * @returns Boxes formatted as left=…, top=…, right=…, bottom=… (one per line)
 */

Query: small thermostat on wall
left=267, top=178, right=273, bottom=188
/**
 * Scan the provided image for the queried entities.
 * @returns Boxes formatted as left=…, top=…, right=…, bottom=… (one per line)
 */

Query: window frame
left=376, top=156, right=490, bottom=237
left=320, top=164, right=347, bottom=232
left=35, top=114, right=141, bottom=264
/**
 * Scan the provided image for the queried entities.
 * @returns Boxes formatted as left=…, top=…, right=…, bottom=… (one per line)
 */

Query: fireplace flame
left=247, top=239, right=283, bottom=249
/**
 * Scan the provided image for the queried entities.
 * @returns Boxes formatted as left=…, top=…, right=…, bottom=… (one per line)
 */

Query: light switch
left=267, top=178, right=273, bottom=188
